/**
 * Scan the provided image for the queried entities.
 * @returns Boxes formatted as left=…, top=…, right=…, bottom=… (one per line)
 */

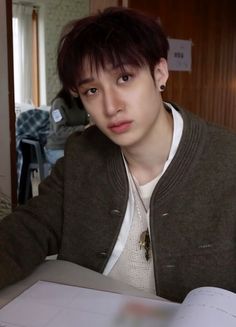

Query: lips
left=108, top=121, right=132, bottom=134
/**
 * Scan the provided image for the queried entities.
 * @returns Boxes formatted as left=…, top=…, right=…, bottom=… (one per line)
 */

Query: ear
left=70, top=89, right=79, bottom=97
left=153, top=58, right=169, bottom=91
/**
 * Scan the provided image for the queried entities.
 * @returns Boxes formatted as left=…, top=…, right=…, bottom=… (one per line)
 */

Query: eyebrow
left=77, top=78, right=95, bottom=87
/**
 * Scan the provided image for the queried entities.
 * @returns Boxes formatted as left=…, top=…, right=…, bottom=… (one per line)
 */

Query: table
left=0, top=259, right=164, bottom=309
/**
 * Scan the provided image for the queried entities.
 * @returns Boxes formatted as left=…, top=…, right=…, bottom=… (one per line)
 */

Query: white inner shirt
left=103, top=103, right=183, bottom=276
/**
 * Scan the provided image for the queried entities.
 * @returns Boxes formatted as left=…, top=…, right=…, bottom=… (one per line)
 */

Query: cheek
left=133, top=85, right=159, bottom=108
left=133, top=81, right=158, bottom=101
left=81, top=102, right=97, bottom=119
left=86, top=110, right=106, bottom=130
left=86, top=108, right=101, bottom=122
left=80, top=96, right=103, bottom=117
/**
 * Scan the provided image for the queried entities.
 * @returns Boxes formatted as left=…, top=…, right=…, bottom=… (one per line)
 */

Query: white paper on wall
left=167, top=38, right=192, bottom=72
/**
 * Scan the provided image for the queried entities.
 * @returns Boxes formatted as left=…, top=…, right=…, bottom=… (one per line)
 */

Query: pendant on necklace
left=139, top=229, right=150, bottom=261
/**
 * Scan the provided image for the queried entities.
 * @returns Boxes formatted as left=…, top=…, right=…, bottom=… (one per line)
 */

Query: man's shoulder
left=65, top=125, right=117, bottom=154
left=173, top=102, right=236, bottom=144
left=205, top=120, right=236, bottom=147
left=68, top=125, right=109, bottom=142
left=171, top=103, right=236, bottom=164
left=51, top=97, right=65, bottom=108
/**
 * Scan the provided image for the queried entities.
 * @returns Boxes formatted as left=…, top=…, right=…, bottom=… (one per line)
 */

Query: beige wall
left=36, top=0, right=89, bottom=103
left=90, top=0, right=121, bottom=13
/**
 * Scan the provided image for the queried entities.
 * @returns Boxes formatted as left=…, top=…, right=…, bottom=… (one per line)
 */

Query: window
left=12, top=4, right=39, bottom=107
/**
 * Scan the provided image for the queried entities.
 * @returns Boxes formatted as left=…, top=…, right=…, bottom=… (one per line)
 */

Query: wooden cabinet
left=129, top=0, right=236, bottom=130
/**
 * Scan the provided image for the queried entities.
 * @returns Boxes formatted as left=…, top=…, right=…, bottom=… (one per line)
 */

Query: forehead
left=77, top=57, right=134, bottom=83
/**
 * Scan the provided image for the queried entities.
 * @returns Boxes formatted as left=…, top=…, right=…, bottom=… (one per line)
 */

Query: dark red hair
left=57, top=7, right=169, bottom=92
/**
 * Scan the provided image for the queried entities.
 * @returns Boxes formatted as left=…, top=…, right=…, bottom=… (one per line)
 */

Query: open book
left=0, top=280, right=235, bottom=327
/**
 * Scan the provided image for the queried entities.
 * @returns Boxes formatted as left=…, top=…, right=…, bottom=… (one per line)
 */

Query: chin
left=112, top=138, right=137, bottom=149
left=101, top=129, right=137, bottom=147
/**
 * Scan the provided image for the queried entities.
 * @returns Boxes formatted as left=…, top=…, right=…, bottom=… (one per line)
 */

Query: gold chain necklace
left=129, top=172, right=151, bottom=261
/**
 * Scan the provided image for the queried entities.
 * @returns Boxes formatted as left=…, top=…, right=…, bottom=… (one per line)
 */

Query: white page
left=170, top=287, right=236, bottom=327
left=0, top=281, right=178, bottom=327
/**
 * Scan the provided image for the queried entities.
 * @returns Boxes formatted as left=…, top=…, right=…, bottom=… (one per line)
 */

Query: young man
left=0, top=7, right=235, bottom=303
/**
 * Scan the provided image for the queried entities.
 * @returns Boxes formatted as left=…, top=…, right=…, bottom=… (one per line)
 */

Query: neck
left=122, top=106, right=173, bottom=185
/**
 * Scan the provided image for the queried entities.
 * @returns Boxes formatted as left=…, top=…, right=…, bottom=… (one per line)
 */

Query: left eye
left=118, top=74, right=131, bottom=83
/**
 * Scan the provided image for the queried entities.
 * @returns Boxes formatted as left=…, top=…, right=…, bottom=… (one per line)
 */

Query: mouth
left=108, top=121, right=132, bottom=134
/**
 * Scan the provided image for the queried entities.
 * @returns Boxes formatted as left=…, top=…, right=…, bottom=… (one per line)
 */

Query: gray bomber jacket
left=0, top=104, right=236, bottom=302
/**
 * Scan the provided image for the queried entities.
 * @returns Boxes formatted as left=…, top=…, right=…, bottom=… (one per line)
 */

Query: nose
left=103, top=89, right=124, bottom=117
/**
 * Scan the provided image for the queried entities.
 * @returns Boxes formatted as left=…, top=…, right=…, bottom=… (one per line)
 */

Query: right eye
left=85, top=88, right=97, bottom=96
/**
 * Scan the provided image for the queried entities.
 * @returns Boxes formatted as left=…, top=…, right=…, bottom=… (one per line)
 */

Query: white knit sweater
left=108, top=174, right=156, bottom=294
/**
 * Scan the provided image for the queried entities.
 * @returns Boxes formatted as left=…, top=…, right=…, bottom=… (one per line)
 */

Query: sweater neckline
left=107, top=104, right=207, bottom=206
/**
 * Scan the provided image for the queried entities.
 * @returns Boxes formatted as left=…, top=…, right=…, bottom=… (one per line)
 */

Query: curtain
left=13, top=4, right=33, bottom=105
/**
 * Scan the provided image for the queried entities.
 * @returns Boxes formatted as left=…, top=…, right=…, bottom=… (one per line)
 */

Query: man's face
left=78, top=60, right=168, bottom=151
